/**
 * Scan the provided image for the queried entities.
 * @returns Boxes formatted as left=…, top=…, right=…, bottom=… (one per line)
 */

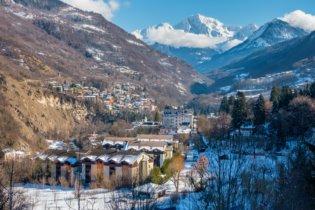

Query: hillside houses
left=47, top=80, right=157, bottom=113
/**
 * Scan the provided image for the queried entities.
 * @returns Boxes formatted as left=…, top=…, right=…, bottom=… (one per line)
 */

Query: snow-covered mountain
left=174, top=14, right=233, bottom=38
left=133, top=11, right=313, bottom=74
left=199, top=19, right=307, bottom=72
left=229, top=19, right=307, bottom=53
left=133, top=14, right=258, bottom=71
left=206, top=31, right=315, bottom=93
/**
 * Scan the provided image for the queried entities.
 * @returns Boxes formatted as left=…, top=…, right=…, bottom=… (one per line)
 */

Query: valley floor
left=16, top=140, right=298, bottom=210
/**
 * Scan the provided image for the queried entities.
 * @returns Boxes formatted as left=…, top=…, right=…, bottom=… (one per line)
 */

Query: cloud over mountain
left=281, top=10, right=315, bottom=32
left=61, top=0, right=119, bottom=20
left=138, top=23, right=228, bottom=48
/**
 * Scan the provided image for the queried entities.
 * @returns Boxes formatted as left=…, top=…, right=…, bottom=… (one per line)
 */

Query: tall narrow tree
left=232, top=92, right=247, bottom=130
left=153, top=111, right=161, bottom=122
left=270, top=86, right=281, bottom=103
left=228, top=95, right=235, bottom=106
left=219, top=96, right=230, bottom=114
left=253, top=94, right=266, bottom=126
left=278, top=86, right=295, bottom=109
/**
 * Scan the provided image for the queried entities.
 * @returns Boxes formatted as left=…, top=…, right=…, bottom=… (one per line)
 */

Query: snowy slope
left=132, top=14, right=257, bottom=72
left=199, top=19, right=307, bottom=72
left=174, top=14, right=233, bottom=38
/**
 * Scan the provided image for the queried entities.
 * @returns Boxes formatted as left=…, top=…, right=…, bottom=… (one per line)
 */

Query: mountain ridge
left=206, top=31, right=315, bottom=92
left=198, top=19, right=307, bottom=72
left=133, top=13, right=258, bottom=72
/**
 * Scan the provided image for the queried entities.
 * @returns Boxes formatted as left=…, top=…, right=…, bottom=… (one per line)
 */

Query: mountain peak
left=191, top=13, right=221, bottom=25
left=175, top=13, right=232, bottom=38
left=246, top=18, right=306, bottom=43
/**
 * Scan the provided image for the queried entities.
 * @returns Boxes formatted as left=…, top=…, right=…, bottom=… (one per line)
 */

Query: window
left=109, top=166, right=115, bottom=176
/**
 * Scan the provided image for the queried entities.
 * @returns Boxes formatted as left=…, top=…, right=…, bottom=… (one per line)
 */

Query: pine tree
left=228, top=95, right=235, bottom=106
left=270, top=86, right=281, bottom=102
left=232, top=92, right=247, bottom=129
left=278, top=86, right=295, bottom=109
left=153, top=111, right=161, bottom=122
left=271, top=86, right=281, bottom=113
left=253, top=94, right=266, bottom=126
left=219, top=96, right=230, bottom=113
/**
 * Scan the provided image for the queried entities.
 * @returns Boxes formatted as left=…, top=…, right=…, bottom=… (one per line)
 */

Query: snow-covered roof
left=96, top=153, right=146, bottom=165
left=109, top=154, right=124, bottom=163
left=48, top=155, right=58, bottom=162
left=97, top=155, right=111, bottom=162
left=121, top=154, right=141, bottom=165
left=137, top=134, right=173, bottom=141
left=57, top=156, right=69, bottom=163
left=49, top=156, right=78, bottom=165
left=127, top=141, right=166, bottom=152
left=81, top=155, right=97, bottom=162
left=102, top=140, right=125, bottom=146
left=102, top=137, right=135, bottom=146
left=47, top=140, right=67, bottom=151
left=34, top=153, right=48, bottom=160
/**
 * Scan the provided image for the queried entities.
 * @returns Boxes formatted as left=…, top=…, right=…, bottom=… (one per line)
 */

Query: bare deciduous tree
left=168, top=155, right=184, bottom=194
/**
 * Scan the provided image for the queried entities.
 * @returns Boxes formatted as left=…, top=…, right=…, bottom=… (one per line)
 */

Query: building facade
left=163, top=106, right=194, bottom=129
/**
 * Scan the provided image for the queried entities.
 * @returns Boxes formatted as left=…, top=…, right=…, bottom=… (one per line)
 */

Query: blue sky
left=113, top=0, right=315, bottom=32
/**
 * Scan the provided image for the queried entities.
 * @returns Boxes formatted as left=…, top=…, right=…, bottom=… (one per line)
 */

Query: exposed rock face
left=0, top=74, right=89, bottom=150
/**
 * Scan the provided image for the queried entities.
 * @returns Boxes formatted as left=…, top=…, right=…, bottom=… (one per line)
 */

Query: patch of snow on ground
left=8, top=9, right=34, bottom=19
left=175, top=82, right=188, bottom=95
left=46, top=140, right=67, bottom=150
left=116, top=66, right=139, bottom=75
left=81, top=24, right=106, bottom=33
left=15, top=138, right=299, bottom=210
left=159, top=58, right=173, bottom=67
left=86, top=48, right=104, bottom=61
left=126, top=39, right=144, bottom=47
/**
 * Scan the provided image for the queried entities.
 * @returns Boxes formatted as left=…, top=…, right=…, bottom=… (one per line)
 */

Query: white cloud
left=281, top=10, right=315, bottom=32
left=61, top=0, right=120, bottom=20
left=136, top=23, right=227, bottom=48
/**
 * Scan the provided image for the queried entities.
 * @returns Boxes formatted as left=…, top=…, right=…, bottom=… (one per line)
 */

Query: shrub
left=161, top=159, right=171, bottom=174
left=150, top=167, right=163, bottom=184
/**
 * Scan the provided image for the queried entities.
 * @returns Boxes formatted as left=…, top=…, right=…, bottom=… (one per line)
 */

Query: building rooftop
left=127, top=141, right=168, bottom=152
left=137, top=134, right=173, bottom=140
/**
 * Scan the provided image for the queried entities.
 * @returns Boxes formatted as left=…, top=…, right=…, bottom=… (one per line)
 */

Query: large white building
left=162, top=106, right=195, bottom=129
